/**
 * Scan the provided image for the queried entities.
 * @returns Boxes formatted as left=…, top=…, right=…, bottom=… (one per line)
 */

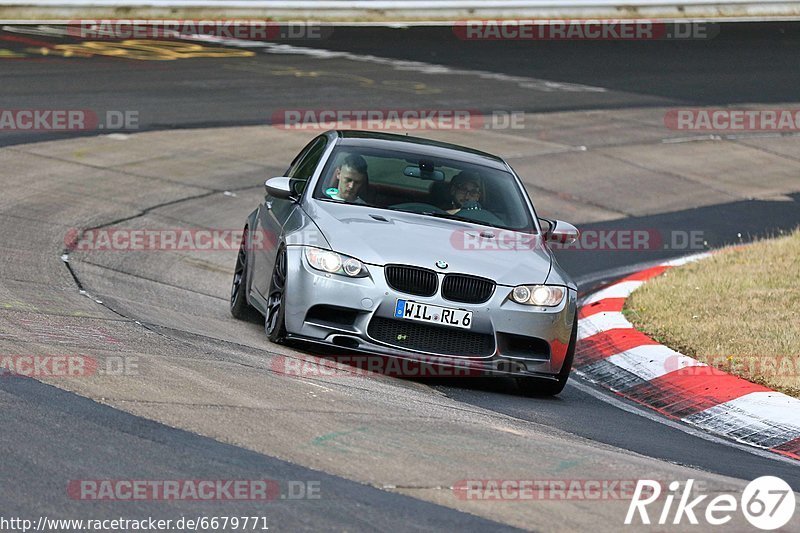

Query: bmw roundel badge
left=435, top=260, right=448, bottom=269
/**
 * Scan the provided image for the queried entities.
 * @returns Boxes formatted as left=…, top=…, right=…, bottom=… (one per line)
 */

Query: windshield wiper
left=419, top=211, right=475, bottom=224
left=377, top=205, right=528, bottom=232
left=380, top=205, right=472, bottom=223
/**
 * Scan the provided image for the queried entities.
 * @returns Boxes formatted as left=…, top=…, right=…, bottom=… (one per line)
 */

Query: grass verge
left=624, top=228, right=800, bottom=398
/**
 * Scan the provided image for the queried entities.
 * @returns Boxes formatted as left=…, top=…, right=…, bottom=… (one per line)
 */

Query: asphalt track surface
left=2, top=22, right=800, bottom=531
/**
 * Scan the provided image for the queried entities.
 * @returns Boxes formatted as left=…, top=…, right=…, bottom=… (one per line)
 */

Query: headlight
left=304, top=247, right=369, bottom=278
left=510, top=285, right=565, bottom=306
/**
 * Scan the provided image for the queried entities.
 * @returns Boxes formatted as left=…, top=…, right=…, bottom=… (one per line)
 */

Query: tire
left=265, top=246, right=288, bottom=344
left=230, top=227, right=260, bottom=321
left=515, top=312, right=578, bottom=397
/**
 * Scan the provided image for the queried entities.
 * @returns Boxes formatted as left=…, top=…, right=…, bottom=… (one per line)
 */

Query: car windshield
left=313, top=145, right=536, bottom=232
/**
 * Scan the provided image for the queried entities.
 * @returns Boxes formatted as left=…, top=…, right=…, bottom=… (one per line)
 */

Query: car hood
left=303, top=200, right=553, bottom=286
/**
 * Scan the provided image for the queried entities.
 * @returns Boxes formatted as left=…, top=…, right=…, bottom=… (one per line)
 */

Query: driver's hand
left=460, top=200, right=482, bottom=210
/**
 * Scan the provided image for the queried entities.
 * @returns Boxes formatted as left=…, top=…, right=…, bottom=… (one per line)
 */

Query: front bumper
left=281, top=246, right=577, bottom=378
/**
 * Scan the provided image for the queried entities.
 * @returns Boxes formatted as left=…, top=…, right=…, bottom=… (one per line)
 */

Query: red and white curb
left=576, top=252, right=800, bottom=461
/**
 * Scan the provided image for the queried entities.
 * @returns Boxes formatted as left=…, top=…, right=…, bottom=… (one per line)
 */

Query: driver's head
left=449, top=171, right=481, bottom=208
left=334, top=154, right=368, bottom=202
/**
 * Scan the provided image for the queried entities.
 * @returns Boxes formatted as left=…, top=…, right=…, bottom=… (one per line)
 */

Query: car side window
left=287, top=136, right=328, bottom=188
left=285, top=137, right=317, bottom=175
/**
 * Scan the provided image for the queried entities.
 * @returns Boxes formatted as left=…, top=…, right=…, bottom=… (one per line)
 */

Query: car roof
left=332, top=130, right=509, bottom=171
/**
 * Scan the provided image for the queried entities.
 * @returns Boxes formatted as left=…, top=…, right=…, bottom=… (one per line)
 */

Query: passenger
left=330, top=154, right=368, bottom=204
left=446, top=171, right=482, bottom=214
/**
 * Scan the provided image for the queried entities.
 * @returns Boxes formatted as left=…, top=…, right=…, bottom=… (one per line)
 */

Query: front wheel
left=515, top=312, right=578, bottom=397
left=265, top=247, right=288, bottom=343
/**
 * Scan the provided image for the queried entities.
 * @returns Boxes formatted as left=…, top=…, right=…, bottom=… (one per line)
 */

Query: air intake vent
left=367, top=317, right=495, bottom=357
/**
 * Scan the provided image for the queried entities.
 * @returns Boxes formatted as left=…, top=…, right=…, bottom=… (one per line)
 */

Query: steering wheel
left=459, top=200, right=483, bottom=211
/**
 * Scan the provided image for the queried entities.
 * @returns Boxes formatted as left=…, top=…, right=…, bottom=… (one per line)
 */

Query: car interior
left=315, top=150, right=533, bottom=230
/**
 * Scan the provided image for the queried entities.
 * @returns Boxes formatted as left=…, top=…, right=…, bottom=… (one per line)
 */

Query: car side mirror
left=540, top=218, right=579, bottom=245
left=265, top=177, right=297, bottom=201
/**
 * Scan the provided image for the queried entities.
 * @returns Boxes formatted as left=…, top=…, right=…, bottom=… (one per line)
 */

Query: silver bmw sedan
left=231, top=130, right=579, bottom=395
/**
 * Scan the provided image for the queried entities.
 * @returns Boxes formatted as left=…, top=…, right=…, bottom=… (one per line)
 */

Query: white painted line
left=575, top=258, right=671, bottom=297
left=0, top=22, right=606, bottom=94
left=582, top=280, right=643, bottom=305
left=691, top=391, right=800, bottom=429
left=606, top=344, right=706, bottom=382
left=661, top=252, right=713, bottom=266
left=577, top=311, right=632, bottom=339
left=189, top=34, right=608, bottom=93
left=683, top=392, right=800, bottom=449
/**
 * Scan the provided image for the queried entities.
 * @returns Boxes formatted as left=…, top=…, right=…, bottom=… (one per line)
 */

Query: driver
left=330, top=154, right=368, bottom=204
left=446, top=171, right=482, bottom=214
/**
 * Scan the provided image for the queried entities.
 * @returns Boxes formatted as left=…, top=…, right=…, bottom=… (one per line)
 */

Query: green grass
left=624, top=229, right=800, bottom=398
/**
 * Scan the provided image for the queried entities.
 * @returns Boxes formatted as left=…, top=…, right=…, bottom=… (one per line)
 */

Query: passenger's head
left=449, top=171, right=481, bottom=208
left=334, top=154, right=368, bottom=202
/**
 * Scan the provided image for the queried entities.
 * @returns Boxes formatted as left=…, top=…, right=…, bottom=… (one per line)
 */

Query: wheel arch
left=242, top=208, right=260, bottom=307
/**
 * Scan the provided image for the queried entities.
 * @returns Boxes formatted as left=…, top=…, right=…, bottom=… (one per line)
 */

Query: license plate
left=393, top=299, right=472, bottom=329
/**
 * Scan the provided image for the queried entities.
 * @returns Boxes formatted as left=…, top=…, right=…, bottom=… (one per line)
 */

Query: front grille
left=367, top=317, right=495, bottom=357
left=385, top=265, right=438, bottom=297
left=442, top=274, right=495, bottom=304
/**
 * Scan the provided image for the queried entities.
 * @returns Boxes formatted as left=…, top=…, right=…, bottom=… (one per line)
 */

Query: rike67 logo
left=626, top=477, right=796, bottom=530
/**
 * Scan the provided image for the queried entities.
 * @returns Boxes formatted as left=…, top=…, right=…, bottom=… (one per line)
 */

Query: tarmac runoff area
left=1, top=107, right=800, bottom=530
